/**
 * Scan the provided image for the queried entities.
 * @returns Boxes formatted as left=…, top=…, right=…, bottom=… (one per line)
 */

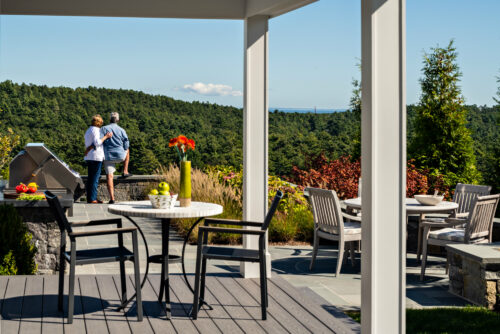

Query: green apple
left=159, top=190, right=170, bottom=196
left=149, top=189, right=159, bottom=195
left=158, top=182, right=170, bottom=192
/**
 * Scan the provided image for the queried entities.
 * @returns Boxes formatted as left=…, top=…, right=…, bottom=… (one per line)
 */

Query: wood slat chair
left=417, top=183, right=492, bottom=261
left=45, top=191, right=143, bottom=323
left=191, top=190, right=283, bottom=321
left=420, top=194, right=500, bottom=281
left=306, top=187, right=362, bottom=277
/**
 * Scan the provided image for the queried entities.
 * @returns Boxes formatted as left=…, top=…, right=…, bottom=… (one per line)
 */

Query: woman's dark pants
left=86, top=160, right=102, bottom=202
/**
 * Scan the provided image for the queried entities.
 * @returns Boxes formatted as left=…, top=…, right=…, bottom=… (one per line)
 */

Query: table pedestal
left=150, top=218, right=181, bottom=319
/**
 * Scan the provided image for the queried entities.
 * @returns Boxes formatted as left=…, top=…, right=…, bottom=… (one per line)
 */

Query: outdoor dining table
left=108, top=200, right=223, bottom=318
left=343, top=197, right=459, bottom=258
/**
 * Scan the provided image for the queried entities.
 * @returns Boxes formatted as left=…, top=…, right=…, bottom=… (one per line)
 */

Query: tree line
left=0, top=79, right=497, bottom=192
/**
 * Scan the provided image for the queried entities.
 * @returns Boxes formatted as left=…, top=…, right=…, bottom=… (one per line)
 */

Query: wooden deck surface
left=0, top=273, right=359, bottom=334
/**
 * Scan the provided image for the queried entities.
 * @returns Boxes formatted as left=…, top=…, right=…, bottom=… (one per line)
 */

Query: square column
left=361, top=0, right=406, bottom=332
left=241, top=15, right=271, bottom=278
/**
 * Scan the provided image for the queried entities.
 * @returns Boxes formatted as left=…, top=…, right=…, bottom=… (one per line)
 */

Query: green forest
left=0, top=80, right=497, bottom=188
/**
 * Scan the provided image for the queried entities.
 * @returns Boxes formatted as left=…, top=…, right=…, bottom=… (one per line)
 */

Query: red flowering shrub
left=290, top=155, right=450, bottom=200
left=289, top=154, right=360, bottom=200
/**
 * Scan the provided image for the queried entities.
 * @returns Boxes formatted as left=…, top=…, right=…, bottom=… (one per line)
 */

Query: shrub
left=0, top=205, right=37, bottom=275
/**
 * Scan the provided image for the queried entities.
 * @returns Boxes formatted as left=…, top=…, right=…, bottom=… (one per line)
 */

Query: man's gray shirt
left=101, top=123, right=129, bottom=161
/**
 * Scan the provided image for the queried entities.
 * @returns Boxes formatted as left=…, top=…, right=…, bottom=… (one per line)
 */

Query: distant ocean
left=270, top=108, right=347, bottom=114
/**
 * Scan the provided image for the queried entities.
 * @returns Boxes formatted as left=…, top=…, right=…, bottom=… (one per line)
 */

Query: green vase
left=179, top=160, right=191, bottom=207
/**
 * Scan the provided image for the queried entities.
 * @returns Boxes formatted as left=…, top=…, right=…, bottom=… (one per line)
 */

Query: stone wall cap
left=447, top=243, right=500, bottom=264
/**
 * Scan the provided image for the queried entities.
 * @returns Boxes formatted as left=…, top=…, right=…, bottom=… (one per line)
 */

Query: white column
left=241, top=15, right=271, bottom=278
left=361, top=0, right=406, bottom=333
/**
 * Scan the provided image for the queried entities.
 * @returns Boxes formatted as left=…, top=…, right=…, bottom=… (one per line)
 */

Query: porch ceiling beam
left=0, top=0, right=246, bottom=19
left=246, top=0, right=318, bottom=18
left=0, top=0, right=315, bottom=19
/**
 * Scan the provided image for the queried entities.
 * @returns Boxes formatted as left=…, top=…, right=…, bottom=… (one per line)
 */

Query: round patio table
left=343, top=197, right=459, bottom=260
left=108, top=200, right=223, bottom=318
left=343, top=197, right=458, bottom=215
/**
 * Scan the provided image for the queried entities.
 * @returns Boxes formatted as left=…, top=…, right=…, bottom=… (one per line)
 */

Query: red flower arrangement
left=169, top=135, right=195, bottom=161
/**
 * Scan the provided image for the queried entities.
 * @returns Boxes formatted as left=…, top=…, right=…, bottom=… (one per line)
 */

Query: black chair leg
left=132, top=231, right=143, bottom=321
left=192, top=239, right=203, bottom=319
left=200, top=257, right=208, bottom=303
left=259, top=255, right=267, bottom=320
left=67, top=245, right=76, bottom=324
left=118, top=225, right=127, bottom=304
left=58, top=255, right=65, bottom=312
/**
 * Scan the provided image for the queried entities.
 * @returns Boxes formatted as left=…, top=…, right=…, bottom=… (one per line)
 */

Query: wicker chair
left=306, top=187, right=362, bottom=277
left=417, top=183, right=491, bottom=261
left=420, top=194, right=500, bottom=280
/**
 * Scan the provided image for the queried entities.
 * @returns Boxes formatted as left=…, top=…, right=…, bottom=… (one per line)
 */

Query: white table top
left=108, top=201, right=223, bottom=219
left=343, top=197, right=458, bottom=214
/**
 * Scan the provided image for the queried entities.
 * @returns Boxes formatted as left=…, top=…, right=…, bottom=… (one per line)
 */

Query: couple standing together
left=84, top=112, right=132, bottom=204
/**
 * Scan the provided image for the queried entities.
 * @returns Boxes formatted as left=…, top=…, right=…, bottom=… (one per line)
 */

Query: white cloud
left=181, top=82, right=242, bottom=97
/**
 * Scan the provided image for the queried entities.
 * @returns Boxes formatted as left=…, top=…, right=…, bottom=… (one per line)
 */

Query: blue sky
left=1, top=0, right=499, bottom=109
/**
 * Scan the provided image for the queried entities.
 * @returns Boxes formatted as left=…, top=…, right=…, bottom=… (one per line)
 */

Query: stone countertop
left=447, top=243, right=500, bottom=265
left=0, top=198, right=73, bottom=208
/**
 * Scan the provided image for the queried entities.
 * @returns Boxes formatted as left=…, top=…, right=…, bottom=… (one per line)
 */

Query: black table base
left=117, top=215, right=211, bottom=319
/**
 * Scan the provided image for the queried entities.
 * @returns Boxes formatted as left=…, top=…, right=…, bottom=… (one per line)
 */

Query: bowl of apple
left=148, top=182, right=178, bottom=209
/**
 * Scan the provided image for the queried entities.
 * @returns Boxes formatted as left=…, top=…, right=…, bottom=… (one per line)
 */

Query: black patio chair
left=45, top=191, right=143, bottom=324
left=192, top=190, right=283, bottom=320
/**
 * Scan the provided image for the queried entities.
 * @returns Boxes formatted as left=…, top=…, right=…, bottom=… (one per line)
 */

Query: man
left=101, top=112, right=132, bottom=204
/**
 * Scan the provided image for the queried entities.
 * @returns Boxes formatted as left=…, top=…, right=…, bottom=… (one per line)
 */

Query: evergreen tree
left=409, top=40, right=480, bottom=186
left=349, top=62, right=361, bottom=159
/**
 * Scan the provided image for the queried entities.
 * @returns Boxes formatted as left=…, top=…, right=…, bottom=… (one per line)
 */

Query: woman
left=84, top=115, right=112, bottom=203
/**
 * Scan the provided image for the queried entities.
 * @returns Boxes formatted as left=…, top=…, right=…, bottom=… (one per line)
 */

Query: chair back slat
left=305, top=187, right=344, bottom=235
left=45, top=191, right=73, bottom=234
left=453, top=183, right=491, bottom=215
left=261, top=190, right=284, bottom=231
left=464, top=194, right=500, bottom=242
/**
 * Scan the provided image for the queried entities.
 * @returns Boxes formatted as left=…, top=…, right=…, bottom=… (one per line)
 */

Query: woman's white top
left=84, top=126, right=104, bottom=161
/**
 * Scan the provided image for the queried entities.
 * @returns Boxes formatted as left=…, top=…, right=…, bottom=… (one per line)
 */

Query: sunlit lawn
left=346, top=306, right=500, bottom=333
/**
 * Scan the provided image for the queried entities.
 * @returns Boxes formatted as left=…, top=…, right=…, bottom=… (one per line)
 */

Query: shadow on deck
left=0, top=273, right=360, bottom=333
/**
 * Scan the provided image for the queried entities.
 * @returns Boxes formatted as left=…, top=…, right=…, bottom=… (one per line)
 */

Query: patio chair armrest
left=198, top=226, right=266, bottom=236
left=421, top=217, right=466, bottom=228
left=342, top=212, right=362, bottom=222
left=455, top=212, right=469, bottom=218
left=204, top=218, right=263, bottom=227
left=70, top=218, right=122, bottom=227
left=444, top=217, right=468, bottom=225
left=69, top=226, right=136, bottom=238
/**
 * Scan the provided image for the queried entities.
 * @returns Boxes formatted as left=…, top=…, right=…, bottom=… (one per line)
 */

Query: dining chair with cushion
left=306, top=187, right=362, bottom=277
left=417, top=183, right=492, bottom=261
left=420, top=194, right=500, bottom=280
left=45, top=191, right=143, bottom=323
left=191, top=190, right=283, bottom=321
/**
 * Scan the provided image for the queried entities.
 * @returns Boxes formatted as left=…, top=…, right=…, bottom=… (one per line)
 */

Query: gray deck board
left=19, top=275, right=44, bottom=333
left=221, top=276, right=288, bottom=334
left=41, top=276, right=64, bottom=334
left=207, top=275, right=266, bottom=334
left=255, top=278, right=335, bottom=334
left=79, top=275, right=109, bottom=333
left=0, top=274, right=358, bottom=333
left=2, top=276, right=25, bottom=334
left=170, top=273, right=222, bottom=334
left=237, top=276, right=312, bottom=334
left=96, top=275, right=132, bottom=334
left=122, top=274, right=155, bottom=334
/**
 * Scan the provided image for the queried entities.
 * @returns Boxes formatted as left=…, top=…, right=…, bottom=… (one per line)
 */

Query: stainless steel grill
left=5, top=143, right=85, bottom=201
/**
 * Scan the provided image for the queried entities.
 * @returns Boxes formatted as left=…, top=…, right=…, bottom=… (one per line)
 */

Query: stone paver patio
left=70, top=203, right=469, bottom=311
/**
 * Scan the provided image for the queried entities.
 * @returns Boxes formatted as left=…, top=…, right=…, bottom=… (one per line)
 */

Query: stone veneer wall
left=448, top=251, right=500, bottom=310
left=81, top=175, right=165, bottom=202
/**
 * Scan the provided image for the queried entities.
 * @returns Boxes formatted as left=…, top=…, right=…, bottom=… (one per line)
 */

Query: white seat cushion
left=319, top=222, right=361, bottom=235
left=428, top=228, right=464, bottom=242
left=343, top=222, right=361, bottom=235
